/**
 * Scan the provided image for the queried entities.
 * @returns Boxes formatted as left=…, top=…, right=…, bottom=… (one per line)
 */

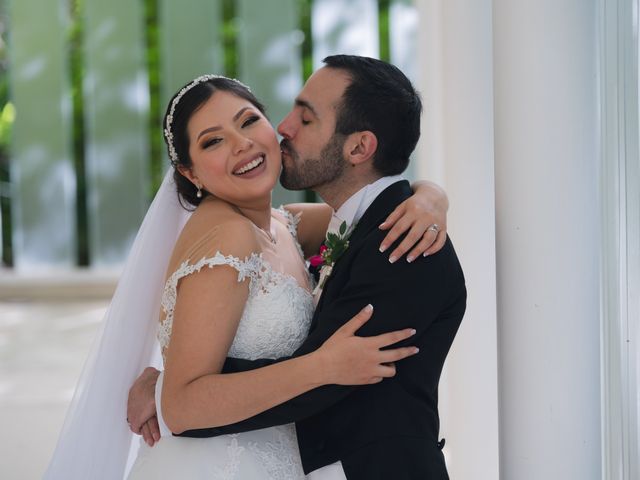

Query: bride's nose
left=232, top=133, right=253, bottom=155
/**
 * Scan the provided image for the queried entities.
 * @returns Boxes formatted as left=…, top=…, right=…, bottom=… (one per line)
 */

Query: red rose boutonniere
left=311, top=221, right=353, bottom=297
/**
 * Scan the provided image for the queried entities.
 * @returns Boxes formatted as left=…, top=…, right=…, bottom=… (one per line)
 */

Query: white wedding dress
left=127, top=207, right=315, bottom=480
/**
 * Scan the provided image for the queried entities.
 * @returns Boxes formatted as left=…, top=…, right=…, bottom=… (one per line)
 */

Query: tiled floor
left=0, top=300, right=108, bottom=479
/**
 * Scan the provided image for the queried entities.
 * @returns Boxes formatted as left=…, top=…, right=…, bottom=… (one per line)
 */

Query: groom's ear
left=344, top=131, right=377, bottom=166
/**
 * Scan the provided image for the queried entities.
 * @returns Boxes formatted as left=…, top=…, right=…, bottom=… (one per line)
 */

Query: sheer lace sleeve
left=158, top=252, right=263, bottom=354
left=274, top=206, right=304, bottom=260
left=156, top=216, right=263, bottom=358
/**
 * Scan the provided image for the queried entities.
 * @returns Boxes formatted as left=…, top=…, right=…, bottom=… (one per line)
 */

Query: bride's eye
left=201, top=137, right=222, bottom=149
left=242, top=115, right=260, bottom=128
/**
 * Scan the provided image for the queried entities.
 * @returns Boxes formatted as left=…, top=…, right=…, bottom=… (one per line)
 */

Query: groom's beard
left=279, top=135, right=347, bottom=191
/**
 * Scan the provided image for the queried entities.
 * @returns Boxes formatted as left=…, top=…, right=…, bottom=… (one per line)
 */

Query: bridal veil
left=44, top=171, right=190, bottom=479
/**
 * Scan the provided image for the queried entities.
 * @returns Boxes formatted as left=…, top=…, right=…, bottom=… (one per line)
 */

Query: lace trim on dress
left=157, top=251, right=314, bottom=361
left=158, top=252, right=263, bottom=355
left=218, top=435, right=244, bottom=479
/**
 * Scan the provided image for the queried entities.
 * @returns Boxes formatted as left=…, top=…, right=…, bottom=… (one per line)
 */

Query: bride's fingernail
left=379, top=244, right=388, bottom=253
left=389, top=255, right=397, bottom=263
left=365, top=304, right=374, bottom=312
left=407, top=255, right=414, bottom=263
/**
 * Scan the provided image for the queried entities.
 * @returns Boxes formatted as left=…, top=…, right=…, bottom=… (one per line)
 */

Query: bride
left=44, top=74, right=447, bottom=479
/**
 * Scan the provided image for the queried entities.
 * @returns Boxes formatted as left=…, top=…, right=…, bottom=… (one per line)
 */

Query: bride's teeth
left=235, top=156, right=264, bottom=175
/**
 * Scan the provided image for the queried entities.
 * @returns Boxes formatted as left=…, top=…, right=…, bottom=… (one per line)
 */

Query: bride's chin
left=258, top=171, right=279, bottom=194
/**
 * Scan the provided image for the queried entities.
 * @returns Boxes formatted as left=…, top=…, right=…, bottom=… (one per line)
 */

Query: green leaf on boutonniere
left=313, top=221, right=354, bottom=297
left=321, top=221, right=352, bottom=267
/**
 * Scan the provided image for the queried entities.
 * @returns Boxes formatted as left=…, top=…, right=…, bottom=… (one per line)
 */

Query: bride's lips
left=232, top=153, right=267, bottom=177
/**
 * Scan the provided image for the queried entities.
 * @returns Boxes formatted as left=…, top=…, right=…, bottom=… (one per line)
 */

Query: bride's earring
left=196, top=183, right=203, bottom=198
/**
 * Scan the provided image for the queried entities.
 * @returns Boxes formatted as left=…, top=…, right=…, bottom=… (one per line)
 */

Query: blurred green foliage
left=69, top=0, right=89, bottom=266
left=1, top=0, right=390, bottom=267
left=144, top=0, right=162, bottom=196
left=378, top=0, right=390, bottom=62
left=0, top=0, right=13, bottom=266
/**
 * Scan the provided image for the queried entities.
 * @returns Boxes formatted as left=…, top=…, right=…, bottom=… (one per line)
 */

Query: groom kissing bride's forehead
left=174, top=55, right=466, bottom=479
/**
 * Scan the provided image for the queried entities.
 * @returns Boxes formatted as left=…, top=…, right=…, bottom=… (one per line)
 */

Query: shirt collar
left=327, top=175, right=404, bottom=235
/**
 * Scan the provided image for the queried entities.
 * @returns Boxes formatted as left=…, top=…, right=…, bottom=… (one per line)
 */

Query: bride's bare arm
left=161, top=222, right=417, bottom=434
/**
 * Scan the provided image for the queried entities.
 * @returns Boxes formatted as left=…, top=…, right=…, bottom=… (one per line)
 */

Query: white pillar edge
left=493, top=1, right=601, bottom=478
left=416, top=1, right=500, bottom=479
left=599, top=0, right=640, bottom=479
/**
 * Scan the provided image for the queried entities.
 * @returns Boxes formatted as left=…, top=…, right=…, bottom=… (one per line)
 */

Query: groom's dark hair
left=323, top=54, right=422, bottom=176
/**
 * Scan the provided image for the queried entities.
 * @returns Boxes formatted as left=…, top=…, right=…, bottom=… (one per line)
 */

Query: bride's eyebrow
left=197, top=125, right=222, bottom=140
left=196, top=107, right=254, bottom=140
left=196, top=125, right=222, bottom=141
left=233, top=106, right=252, bottom=121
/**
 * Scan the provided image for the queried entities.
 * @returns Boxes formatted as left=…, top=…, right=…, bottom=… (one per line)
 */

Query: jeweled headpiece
left=163, top=74, right=249, bottom=166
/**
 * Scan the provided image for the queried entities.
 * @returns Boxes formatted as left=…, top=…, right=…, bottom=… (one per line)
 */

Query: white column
left=417, top=1, right=499, bottom=479
left=493, top=1, right=601, bottom=479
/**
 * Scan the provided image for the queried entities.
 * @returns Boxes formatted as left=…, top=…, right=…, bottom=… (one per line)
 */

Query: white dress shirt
left=326, top=175, right=404, bottom=237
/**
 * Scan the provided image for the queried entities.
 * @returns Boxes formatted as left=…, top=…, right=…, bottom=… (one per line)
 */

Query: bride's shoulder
left=172, top=200, right=261, bottom=263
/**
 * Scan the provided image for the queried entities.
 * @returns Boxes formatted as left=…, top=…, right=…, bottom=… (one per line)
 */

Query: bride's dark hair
left=163, top=77, right=267, bottom=208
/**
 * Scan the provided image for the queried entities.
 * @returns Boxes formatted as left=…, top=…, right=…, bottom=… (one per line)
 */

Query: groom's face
left=277, top=67, right=350, bottom=191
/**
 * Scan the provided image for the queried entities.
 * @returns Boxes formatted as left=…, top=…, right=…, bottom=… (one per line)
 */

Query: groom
left=130, top=55, right=466, bottom=479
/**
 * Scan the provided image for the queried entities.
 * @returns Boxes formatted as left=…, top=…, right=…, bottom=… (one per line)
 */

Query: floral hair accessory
left=312, top=221, right=353, bottom=297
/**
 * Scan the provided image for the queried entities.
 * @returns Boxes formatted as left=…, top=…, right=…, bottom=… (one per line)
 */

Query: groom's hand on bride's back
left=128, top=367, right=161, bottom=445
left=378, top=180, right=449, bottom=263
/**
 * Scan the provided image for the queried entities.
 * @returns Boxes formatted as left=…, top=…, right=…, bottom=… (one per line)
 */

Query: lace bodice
left=158, top=207, right=314, bottom=362
left=158, top=251, right=314, bottom=360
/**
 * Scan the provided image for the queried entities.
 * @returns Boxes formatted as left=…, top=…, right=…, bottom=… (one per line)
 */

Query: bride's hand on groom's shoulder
left=127, top=367, right=161, bottom=445
left=379, top=180, right=448, bottom=263
left=316, top=304, right=419, bottom=386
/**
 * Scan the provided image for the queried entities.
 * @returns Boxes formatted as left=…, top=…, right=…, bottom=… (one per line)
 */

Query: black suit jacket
left=180, top=181, right=467, bottom=479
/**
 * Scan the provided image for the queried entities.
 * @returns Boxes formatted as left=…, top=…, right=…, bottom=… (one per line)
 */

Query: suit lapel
left=312, top=180, right=413, bottom=316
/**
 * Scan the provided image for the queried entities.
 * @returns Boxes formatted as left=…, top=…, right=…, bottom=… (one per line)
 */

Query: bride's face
left=181, top=90, right=281, bottom=207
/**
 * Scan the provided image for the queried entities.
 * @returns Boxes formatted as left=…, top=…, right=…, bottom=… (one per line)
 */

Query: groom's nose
left=277, top=110, right=296, bottom=139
